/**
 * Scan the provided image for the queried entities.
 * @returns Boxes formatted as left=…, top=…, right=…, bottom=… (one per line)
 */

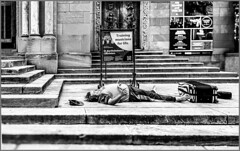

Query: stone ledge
left=2, top=124, right=238, bottom=145
left=2, top=107, right=238, bottom=125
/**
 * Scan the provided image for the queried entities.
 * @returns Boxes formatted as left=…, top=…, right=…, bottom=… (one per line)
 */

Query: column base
left=25, top=53, right=58, bottom=74
left=17, top=37, right=29, bottom=54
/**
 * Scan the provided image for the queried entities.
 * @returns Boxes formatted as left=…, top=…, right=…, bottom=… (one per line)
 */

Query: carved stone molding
left=141, top=1, right=149, bottom=50
left=95, top=1, right=101, bottom=50
left=95, top=1, right=149, bottom=50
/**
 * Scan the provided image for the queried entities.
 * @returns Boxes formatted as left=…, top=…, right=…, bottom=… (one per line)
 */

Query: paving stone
left=1, top=70, right=45, bottom=84
left=1, top=60, right=26, bottom=68
left=1, top=65, right=35, bottom=75
left=1, top=84, right=24, bottom=94
left=2, top=108, right=86, bottom=124
left=3, top=144, right=239, bottom=150
left=23, top=74, right=54, bottom=94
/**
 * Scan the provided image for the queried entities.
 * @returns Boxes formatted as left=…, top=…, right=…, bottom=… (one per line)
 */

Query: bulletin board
left=170, top=1, right=213, bottom=54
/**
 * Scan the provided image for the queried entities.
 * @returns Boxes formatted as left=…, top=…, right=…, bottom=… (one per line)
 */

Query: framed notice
left=170, top=29, right=190, bottom=50
left=170, top=1, right=183, bottom=16
left=100, top=29, right=134, bottom=62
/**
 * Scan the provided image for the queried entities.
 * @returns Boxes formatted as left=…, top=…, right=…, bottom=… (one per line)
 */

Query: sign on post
left=101, top=30, right=133, bottom=62
left=99, top=29, right=136, bottom=87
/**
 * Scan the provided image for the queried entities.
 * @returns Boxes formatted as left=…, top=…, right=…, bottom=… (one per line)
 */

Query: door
left=1, top=1, right=16, bottom=49
left=102, top=1, right=140, bottom=48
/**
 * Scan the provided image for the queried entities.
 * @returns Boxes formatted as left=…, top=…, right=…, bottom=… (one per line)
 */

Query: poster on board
left=170, top=1, right=183, bottom=16
left=170, top=29, right=190, bottom=50
left=101, top=30, right=133, bottom=62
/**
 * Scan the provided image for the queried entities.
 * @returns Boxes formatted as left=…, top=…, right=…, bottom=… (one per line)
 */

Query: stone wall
left=225, top=53, right=239, bottom=74
left=57, top=1, right=92, bottom=68
left=149, top=2, right=170, bottom=54
left=213, top=2, right=235, bottom=54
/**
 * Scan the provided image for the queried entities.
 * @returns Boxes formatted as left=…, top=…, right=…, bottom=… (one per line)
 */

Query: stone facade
left=213, top=1, right=235, bottom=54
left=57, top=1, right=92, bottom=68
left=14, top=1, right=238, bottom=72
left=149, top=2, right=170, bottom=54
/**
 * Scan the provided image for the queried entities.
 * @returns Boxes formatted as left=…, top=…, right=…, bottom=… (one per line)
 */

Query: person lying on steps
left=85, top=82, right=190, bottom=105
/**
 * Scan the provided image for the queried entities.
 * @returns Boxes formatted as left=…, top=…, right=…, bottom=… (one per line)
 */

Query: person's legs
left=129, top=86, right=176, bottom=102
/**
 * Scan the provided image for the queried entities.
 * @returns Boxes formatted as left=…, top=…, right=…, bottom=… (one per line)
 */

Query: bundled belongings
left=217, top=91, right=232, bottom=99
left=178, top=81, right=218, bottom=103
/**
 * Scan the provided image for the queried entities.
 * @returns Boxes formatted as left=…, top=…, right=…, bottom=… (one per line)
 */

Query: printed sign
left=201, top=16, right=213, bottom=28
left=170, top=1, right=183, bottom=16
left=192, top=41, right=212, bottom=50
left=170, top=29, right=190, bottom=50
left=101, top=30, right=133, bottom=62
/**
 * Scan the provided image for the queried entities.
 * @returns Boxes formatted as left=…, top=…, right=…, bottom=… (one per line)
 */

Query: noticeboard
left=101, top=30, right=133, bottom=62
left=170, top=1, right=213, bottom=53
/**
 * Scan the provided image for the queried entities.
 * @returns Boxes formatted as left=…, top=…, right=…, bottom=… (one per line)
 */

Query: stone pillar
left=21, top=1, right=29, bottom=36
left=18, top=1, right=29, bottom=54
left=27, top=1, right=58, bottom=73
left=44, top=1, right=54, bottom=35
left=27, top=1, right=41, bottom=54
left=30, top=1, right=40, bottom=36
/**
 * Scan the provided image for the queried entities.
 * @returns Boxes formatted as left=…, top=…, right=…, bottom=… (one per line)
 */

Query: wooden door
left=102, top=1, right=140, bottom=48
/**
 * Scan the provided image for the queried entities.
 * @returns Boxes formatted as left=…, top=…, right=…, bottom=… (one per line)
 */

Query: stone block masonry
left=57, top=1, right=92, bottom=68
left=213, top=2, right=235, bottom=54
left=149, top=2, right=170, bottom=54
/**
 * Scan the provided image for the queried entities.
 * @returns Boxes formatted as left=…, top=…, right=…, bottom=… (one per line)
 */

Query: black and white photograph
left=1, top=0, right=239, bottom=150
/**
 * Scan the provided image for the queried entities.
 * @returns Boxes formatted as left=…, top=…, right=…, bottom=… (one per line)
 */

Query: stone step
left=91, top=62, right=204, bottom=68
left=2, top=124, right=238, bottom=146
left=61, top=77, right=239, bottom=83
left=1, top=65, right=35, bottom=75
left=92, top=58, right=189, bottom=63
left=2, top=107, right=238, bottom=125
left=1, top=74, right=55, bottom=94
left=23, top=74, right=55, bottom=94
left=1, top=79, right=64, bottom=107
left=91, top=50, right=164, bottom=56
left=1, top=56, right=25, bottom=60
left=1, top=60, right=26, bottom=68
left=58, top=67, right=220, bottom=73
left=1, top=70, right=45, bottom=84
left=2, top=144, right=239, bottom=150
left=55, top=72, right=238, bottom=79
left=92, top=54, right=176, bottom=59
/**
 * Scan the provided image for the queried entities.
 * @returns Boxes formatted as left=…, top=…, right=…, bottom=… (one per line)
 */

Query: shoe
left=175, top=94, right=190, bottom=102
left=69, top=99, right=84, bottom=106
left=152, top=85, right=157, bottom=93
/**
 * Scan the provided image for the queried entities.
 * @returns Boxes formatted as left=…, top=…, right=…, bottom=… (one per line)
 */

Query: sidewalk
left=59, top=83, right=239, bottom=109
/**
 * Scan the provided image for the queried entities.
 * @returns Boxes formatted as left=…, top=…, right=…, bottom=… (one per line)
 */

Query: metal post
left=99, top=30, right=103, bottom=87
left=105, top=62, right=107, bottom=80
left=132, top=29, right=136, bottom=87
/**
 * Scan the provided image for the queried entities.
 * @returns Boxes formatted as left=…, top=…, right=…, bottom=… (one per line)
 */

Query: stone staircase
left=57, top=50, right=239, bottom=84
left=1, top=52, right=239, bottom=150
left=1, top=56, right=63, bottom=107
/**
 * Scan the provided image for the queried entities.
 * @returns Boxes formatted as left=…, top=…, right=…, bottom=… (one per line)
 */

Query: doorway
left=102, top=1, right=140, bottom=48
left=1, top=1, right=16, bottom=49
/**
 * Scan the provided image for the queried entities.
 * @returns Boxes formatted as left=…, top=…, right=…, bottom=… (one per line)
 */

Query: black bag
left=178, top=81, right=218, bottom=103
left=217, top=91, right=232, bottom=99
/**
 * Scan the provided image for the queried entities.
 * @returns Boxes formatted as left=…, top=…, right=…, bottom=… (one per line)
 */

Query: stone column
left=43, top=1, right=56, bottom=54
left=30, top=1, right=40, bottom=36
left=26, top=1, right=58, bottom=73
left=39, top=1, right=58, bottom=73
left=44, top=1, right=54, bottom=35
left=21, top=1, right=29, bottom=36
left=18, top=1, right=29, bottom=54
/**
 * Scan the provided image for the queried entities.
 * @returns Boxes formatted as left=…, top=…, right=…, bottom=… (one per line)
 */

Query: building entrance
left=102, top=1, right=140, bottom=48
left=1, top=1, right=16, bottom=49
